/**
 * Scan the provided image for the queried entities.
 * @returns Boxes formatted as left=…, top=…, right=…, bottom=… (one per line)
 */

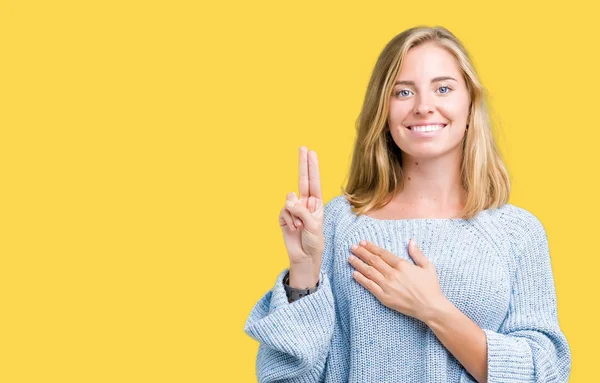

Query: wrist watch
left=283, top=271, right=319, bottom=303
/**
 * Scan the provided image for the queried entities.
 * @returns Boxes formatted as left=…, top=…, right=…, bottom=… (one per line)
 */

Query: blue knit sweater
left=244, top=195, right=572, bottom=382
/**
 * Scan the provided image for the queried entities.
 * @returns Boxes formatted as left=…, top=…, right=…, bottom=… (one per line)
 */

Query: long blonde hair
left=342, top=25, right=510, bottom=219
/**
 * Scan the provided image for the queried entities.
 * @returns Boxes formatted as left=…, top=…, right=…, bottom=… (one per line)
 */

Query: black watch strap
left=283, top=271, right=319, bottom=303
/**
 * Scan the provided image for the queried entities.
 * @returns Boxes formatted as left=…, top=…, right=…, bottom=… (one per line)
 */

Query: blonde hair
left=342, top=25, right=510, bottom=219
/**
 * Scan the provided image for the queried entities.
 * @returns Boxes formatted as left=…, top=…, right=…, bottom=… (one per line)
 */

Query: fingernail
left=295, top=219, right=301, bottom=226
left=409, top=238, right=415, bottom=247
left=286, top=200, right=295, bottom=209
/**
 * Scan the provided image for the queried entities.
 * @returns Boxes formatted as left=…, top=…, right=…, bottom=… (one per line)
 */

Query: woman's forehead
left=396, top=43, right=461, bottom=82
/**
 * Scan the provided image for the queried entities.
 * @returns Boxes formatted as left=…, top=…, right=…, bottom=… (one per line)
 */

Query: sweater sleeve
left=243, top=197, right=343, bottom=383
left=479, top=211, right=572, bottom=383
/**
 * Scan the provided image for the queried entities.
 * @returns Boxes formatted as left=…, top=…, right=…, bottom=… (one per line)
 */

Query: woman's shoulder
left=487, top=203, right=549, bottom=257
left=491, top=202, right=546, bottom=234
left=323, top=195, right=353, bottom=226
left=324, top=195, right=351, bottom=212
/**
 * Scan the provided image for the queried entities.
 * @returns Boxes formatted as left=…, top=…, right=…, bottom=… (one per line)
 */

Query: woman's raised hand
left=278, top=146, right=324, bottom=288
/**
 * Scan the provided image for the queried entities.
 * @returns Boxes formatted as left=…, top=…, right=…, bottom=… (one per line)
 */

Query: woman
left=244, top=26, right=571, bottom=383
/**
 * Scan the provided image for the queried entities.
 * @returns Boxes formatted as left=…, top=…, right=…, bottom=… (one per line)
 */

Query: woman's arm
left=425, top=211, right=571, bottom=383
left=244, top=196, right=345, bottom=382
left=425, top=298, right=488, bottom=382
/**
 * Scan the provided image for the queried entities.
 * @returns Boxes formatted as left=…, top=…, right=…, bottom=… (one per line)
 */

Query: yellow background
left=0, top=0, right=596, bottom=381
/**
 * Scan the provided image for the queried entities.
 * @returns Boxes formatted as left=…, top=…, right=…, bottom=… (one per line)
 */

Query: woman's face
left=387, top=42, right=471, bottom=160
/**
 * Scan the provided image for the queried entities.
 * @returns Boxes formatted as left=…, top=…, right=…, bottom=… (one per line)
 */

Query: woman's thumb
left=286, top=200, right=317, bottom=231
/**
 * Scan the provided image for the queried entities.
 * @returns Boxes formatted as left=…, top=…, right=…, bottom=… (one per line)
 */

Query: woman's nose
left=414, top=94, right=435, bottom=115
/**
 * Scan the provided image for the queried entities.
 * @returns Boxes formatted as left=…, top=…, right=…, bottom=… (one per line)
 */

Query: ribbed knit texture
left=244, top=196, right=572, bottom=382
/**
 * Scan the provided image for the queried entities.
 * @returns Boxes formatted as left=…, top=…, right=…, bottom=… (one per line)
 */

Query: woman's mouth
left=405, top=123, right=447, bottom=137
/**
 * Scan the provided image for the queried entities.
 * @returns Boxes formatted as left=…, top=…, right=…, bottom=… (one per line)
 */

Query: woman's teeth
left=409, top=124, right=446, bottom=132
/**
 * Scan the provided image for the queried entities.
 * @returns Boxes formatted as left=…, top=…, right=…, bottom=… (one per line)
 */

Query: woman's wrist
left=288, top=263, right=320, bottom=289
left=283, top=271, right=319, bottom=303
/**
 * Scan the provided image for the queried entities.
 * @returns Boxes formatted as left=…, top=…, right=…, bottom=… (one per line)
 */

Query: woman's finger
left=408, top=239, right=431, bottom=269
left=298, top=146, right=310, bottom=201
left=361, top=240, right=407, bottom=270
left=285, top=199, right=318, bottom=232
left=349, top=245, right=386, bottom=284
left=287, top=192, right=302, bottom=227
left=313, top=196, right=324, bottom=217
left=308, top=150, right=322, bottom=200
left=279, top=207, right=297, bottom=231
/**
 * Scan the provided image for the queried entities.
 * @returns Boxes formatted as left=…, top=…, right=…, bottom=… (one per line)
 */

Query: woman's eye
left=395, top=86, right=452, bottom=98
left=438, top=86, right=452, bottom=94
left=395, top=89, right=412, bottom=97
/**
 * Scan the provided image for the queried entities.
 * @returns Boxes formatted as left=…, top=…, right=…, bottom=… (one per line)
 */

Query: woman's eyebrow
left=394, top=76, right=458, bottom=85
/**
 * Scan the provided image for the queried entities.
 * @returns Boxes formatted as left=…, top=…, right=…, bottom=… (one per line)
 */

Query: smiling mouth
left=406, top=123, right=448, bottom=132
